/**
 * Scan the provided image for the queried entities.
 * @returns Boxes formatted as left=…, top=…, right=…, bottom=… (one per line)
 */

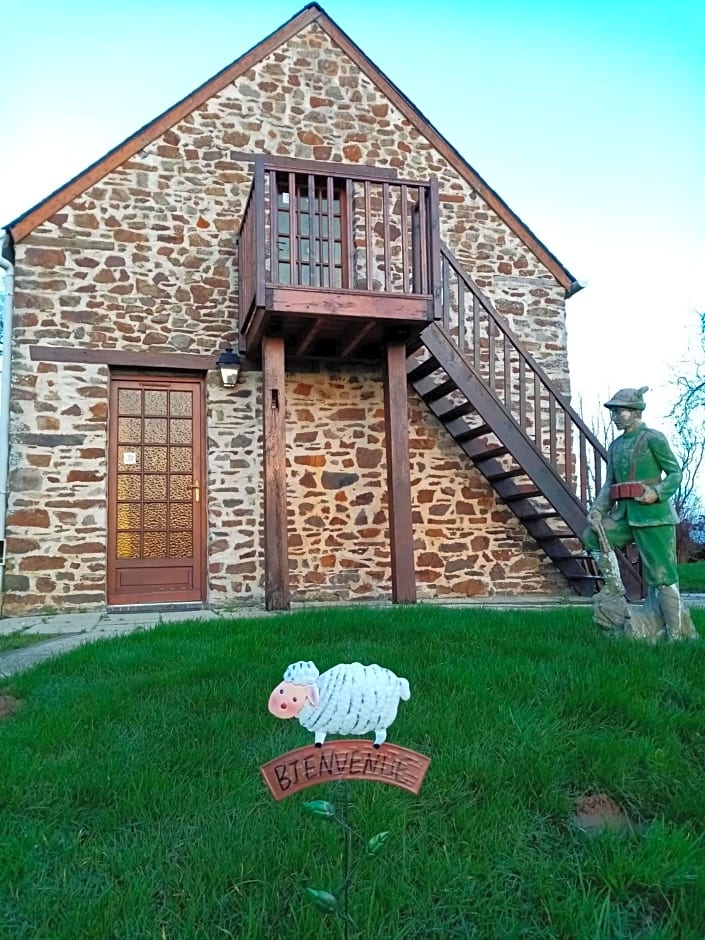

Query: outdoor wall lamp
left=216, top=347, right=242, bottom=387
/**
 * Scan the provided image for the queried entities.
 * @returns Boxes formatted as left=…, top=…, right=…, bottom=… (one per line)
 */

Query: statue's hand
left=635, top=485, right=658, bottom=505
left=587, top=509, right=602, bottom=528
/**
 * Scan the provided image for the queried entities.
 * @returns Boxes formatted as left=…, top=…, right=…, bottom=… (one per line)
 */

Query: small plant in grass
left=302, top=792, right=390, bottom=937
left=0, top=633, right=59, bottom=654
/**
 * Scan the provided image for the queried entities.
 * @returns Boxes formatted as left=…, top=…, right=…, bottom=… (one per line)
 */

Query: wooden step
left=407, top=356, right=440, bottom=383
left=455, top=423, right=492, bottom=443
left=472, top=445, right=509, bottom=462
left=516, top=510, right=560, bottom=522
left=502, top=488, right=542, bottom=503
left=421, top=379, right=457, bottom=403
left=438, top=401, right=476, bottom=423
left=486, top=467, right=525, bottom=482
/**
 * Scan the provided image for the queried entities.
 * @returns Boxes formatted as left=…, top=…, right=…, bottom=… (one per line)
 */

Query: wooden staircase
left=406, top=246, right=643, bottom=600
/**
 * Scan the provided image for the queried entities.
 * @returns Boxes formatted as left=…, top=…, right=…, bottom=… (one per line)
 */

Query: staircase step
left=421, top=379, right=458, bottom=403
left=517, top=510, right=560, bottom=522
left=438, top=402, right=476, bottom=423
left=407, top=356, right=440, bottom=383
left=486, top=467, right=525, bottom=482
left=455, top=423, right=492, bottom=443
left=472, top=446, right=509, bottom=462
left=502, top=488, right=542, bottom=503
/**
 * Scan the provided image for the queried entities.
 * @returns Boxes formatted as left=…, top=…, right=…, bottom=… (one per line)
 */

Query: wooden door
left=107, top=375, right=206, bottom=606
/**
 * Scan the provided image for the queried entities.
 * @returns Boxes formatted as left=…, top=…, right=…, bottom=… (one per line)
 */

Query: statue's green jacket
left=592, top=422, right=681, bottom=526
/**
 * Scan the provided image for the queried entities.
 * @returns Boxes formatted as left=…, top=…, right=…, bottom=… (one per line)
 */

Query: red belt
left=610, top=481, right=658, bottom=499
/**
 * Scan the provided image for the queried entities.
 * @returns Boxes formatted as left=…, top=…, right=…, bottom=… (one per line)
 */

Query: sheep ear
left=306, top=685, right=320, bottom=706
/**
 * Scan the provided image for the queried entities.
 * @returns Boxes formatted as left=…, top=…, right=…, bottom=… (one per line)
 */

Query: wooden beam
left=339, top=321, right=377, bottom=359
left=29, top=345, right=216, bottom=370
left=295, top=318, right=325, bottom=357
left=266, top=286, right=431, bottom=320
left=262, top=335, right=290, bottom=611
left=383, top=341, right=416, bottom=604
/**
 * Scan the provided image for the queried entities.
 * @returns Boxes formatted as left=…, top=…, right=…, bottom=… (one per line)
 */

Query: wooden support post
left=262, top=335, right=290, bottom=610
left=384, top=341, right=417, bottom=604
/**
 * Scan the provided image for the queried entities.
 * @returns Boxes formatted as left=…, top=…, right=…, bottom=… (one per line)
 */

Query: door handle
left=191, top=479, right=200, bottom=503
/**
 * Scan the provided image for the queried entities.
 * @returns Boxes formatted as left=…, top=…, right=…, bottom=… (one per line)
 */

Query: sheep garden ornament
left=268, top=660, right=411, bottom=747
left=261, top=659, right=430, bottom=935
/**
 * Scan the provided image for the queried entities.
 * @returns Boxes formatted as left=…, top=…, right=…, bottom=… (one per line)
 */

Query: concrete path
left=0, top=607, right=272, bottom=678
left=1, top=595, right=703, bottom=678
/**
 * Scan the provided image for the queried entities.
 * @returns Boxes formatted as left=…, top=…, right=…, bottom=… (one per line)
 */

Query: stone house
left=0, top=4, right=638, bottom=616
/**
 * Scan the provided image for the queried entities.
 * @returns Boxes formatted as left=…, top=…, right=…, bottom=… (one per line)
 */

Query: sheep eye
left=293, top=697, right=298, bottom=702
left=279, top=688, right=284, bottom=694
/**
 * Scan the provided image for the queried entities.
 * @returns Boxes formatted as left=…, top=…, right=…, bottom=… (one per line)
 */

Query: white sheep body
left=277, top=661, right=411, bottom=746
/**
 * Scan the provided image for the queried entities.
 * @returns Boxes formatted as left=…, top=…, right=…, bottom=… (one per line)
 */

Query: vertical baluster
left=254, top=157, right=265, bottom=308
left=326, top=175, right=335, bottom=289
left=503, top=331, right=511, bottom=413
left=269, top=170, right=277, bottom=285
left=519, top=355, right=526, bottom=430
left=458, top=277, right=465, bottom=352
left=364, top=180, right=373, bottom=291
left=549, top=396, right=557, bottom=465
left=441, top=255, right=450, bottom=329
left=400, top=184, right=409, bottom=293
left=488, top=315, right=496, bottom=391
left=564, top=412, right=573, bottom=489
left=579, top=429, right=588, bottom=502
left=533, top=373, right=541, bottom=447
left=417, top=186, right=428, bottom=294
left=382, top=182, right=391, bottom=293
left=307, top=173, right=315, bottom=287
left=594, top=449, right=603, bottom=497
left=289, top=171, right=298, bottom=285
left=473, top=295, right=480, bottom=369
left=345, top=179, right=354, bottom=290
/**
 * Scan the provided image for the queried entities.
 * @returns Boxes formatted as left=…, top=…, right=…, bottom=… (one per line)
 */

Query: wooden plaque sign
left=261, top=740, right=430, bottom=801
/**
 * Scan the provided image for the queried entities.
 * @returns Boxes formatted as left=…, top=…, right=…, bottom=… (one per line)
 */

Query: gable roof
left=7, top=2, right=577, bottom=291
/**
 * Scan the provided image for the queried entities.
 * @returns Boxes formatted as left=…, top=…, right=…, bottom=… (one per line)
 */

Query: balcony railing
left=237, top=158, right=440, bottom=344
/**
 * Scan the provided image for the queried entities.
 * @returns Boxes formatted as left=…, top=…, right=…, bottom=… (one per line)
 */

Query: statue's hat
left=604, top=386, right=649, bottom=411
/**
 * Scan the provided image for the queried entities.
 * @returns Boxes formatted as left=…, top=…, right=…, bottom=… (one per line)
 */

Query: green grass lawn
left=1, top=605, right=705, bottom=939
left=678, top=560, right=705, bottom=593
left=0, top=633, right=59, bottom=654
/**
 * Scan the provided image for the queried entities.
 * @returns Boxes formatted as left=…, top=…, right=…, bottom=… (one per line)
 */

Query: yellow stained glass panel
left=144, top=475, right=167, bottom=500
left=144, top=418, right=168, bottom=444
left=143, top=532, right=167, bottom=558
left=170, top=419, right=192, bottom=445
left=117, top=475, right=141, bottom=500
left=118, top=446, right=141, bottom=472
left=169, top=532, right=193, bottom=558
left=145, top=390, right=168, bottom=416
left=170, top=448, right=192, bottom=473
left=144, top=503, right=167, bottom=529
left=170, top=475, right=192, bottom=500
left=118, top=417, right=142, bottom=444
left=170, top=391, right=192, bottom=417
left=117, top=532, right=141, bottom=559
left=170, top=503, right=192, bottom=529
left=118, top=389, right=141, bottom=415
left=117, top=504, right=141, bottom=529
left=144, top=446, right=168, bottom=472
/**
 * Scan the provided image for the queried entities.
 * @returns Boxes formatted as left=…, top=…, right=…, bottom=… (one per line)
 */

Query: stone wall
left=4, top=21, right=573, bottom=613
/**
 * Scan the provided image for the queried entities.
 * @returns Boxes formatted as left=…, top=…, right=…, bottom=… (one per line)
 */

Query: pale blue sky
left=2, top=0, right=704, bottom=435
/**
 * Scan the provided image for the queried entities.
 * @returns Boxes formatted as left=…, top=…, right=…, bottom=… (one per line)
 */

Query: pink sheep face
left=268, top=681, right=318, bottom=719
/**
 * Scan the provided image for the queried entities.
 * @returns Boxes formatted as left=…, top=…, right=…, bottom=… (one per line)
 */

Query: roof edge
left=8, top=2, right=578, bottom=291
left=7, top=4, right=321, bottom=241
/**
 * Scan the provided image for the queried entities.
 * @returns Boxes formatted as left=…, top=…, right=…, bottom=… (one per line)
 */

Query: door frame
left=106, top=370, right=208, bottom=607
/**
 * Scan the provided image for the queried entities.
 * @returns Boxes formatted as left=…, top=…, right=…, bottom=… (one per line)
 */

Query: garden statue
left=583, top=386, right=697, bottom=641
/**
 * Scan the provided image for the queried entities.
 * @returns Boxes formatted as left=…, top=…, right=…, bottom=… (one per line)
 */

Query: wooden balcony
left=237, top=158, right=441, bottom=362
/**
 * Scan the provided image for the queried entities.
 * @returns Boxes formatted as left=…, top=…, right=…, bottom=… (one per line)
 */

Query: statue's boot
left=591, top=551, right=625, bottom=595
left=657, top=584, right=695, bottom=640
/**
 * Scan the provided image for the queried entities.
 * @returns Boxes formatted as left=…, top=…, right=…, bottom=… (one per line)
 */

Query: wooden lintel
left=29, top=345, right=217, bottom=371
left=262, top=335, right=290, bottom=611
left=229, top=153, right=398, bottom=180
left=384, top=341, right=416, bottom=604
left=267, top=286, right=431, bottom=321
